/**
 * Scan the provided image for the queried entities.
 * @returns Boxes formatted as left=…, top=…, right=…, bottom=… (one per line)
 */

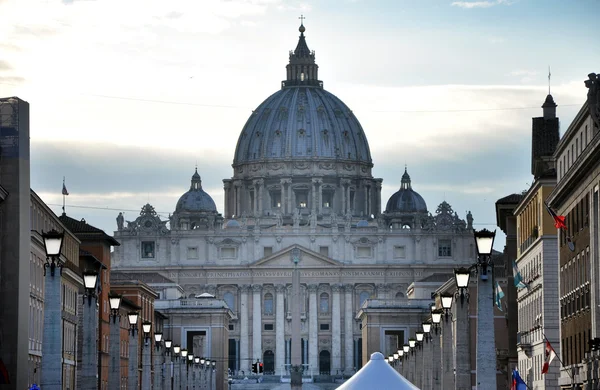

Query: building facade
left=514, top=94, right=561, bottom=388
left=548, top=73, right=599, bottom=389
left=112, top=22, right=476, bottom=383
left=29, top=191, right=83, bottom=389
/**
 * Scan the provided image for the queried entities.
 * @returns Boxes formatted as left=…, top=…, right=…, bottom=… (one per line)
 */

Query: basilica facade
left=112, top=23, right=475, bottom=378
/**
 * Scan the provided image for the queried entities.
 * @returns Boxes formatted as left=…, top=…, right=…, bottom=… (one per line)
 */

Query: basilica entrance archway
left=263, top=350, right=274, bottom=374
left=319, top=350, right=330, bottom=375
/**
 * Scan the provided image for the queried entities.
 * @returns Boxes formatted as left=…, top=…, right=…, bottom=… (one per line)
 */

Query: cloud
left=451, top=0, right=513, bottom=9
left=0, top=60, right=12, bottom=71
left=0, top=75, right=25, bottom=84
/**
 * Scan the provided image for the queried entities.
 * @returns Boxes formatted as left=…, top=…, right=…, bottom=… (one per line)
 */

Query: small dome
left=385, top=168, right=427, bottom=213
left=224, top=219, right=241, bottom=229
left=175, top=169, right=217, bottom=213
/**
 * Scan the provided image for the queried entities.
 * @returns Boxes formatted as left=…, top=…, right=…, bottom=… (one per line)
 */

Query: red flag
left=544, top=201, right=566, bottom=230
left=541, top=340, right=556, bottom=374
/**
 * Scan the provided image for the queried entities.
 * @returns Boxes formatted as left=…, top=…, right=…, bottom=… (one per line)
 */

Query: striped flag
left=544, top=201, right=566, bottom=230
left=513, top=261, right=528, bottom=289
left=542, top=340, right=557, bottom=374
left=495, top=281, right=505, bottom=311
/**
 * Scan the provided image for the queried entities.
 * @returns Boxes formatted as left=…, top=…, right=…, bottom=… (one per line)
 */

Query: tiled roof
left=496, top=193, right=524, bottom=204
left=58, top=213, right=120, bottom=246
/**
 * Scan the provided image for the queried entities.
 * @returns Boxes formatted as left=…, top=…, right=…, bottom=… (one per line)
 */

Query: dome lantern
left=283, top=17, right=323, bottom=89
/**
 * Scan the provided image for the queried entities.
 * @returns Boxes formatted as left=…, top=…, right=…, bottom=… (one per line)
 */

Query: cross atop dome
left=283, top=16, right=323, bottom=89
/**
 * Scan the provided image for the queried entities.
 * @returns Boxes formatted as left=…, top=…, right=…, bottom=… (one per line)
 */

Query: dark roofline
left=58, top=213, right=120, bottom=246
left=120, top=296, right=141, bottom=310
left=80, top=249, right=107, bottom=270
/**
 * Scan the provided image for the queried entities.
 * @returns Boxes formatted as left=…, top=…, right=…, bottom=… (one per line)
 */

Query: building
left=0, top=97, right=30, bottom=389
left=513, top=94, right=561, bottom=388
left=29, top=191, right=83, bottom=388
left=112, top=22, right=476, bottom=386
left=58, top=212, right=120, bottom=389
left=547, top=73, right=599, bottom=389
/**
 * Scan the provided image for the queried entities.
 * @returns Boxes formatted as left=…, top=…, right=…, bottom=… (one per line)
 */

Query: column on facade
left=275, top=284, right=286, bottom=375
left=318, top=181, right=323, bottom=214
left=331, top=284, right=342, bottom=374
left=257, top=179, right=264, bottom=216
left=440, top=316, right=454, bottom=389
left=234, top=181, right=242, bottom=217
left=347, top=185, right=352, bottom=214
left=311, top=179, right=317, bottom=215
left=340, top=180, right=346, bottom=215
left=308, top=284, right=318, bottom=374
left=287, top=180, right=293, bottom=214
left=476, top=277, right=497, bottom=390
left=41, top=272, right=63, bottom=390
left=363, top=182, right=368, bottom=216
left=343, top=284, right=354, bottom=374
left=375, top=181, right=382, bottom=216
left=240, top=285, right=250, bottom=373
left=108, top=316, right=121, bottom=389
left=280, top=180, right=286, bottom=214
left=454, top=297, right=470, bottom=390
left=224, top=182, right=231, bottom=217
left=252, top=284, right=263, bottom=363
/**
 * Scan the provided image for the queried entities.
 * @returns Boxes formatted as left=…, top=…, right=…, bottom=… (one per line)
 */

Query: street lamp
left=42, top=229, right=64, bottom=276
left=82, top=270, right=98, bottom=306
left=128, top=312, right=139, bottom=335
left=109, top=294, right=122, bottom=322
left=165, top=339, right=172, bottom=353
left=415, top=332, right=424, bottom=349
left=422, top=321, right=432, bottom=343
left=194, top=357, right=200, bottom=364
left=440, top=293, right=453, bottom=322
left=474, top=228, right=496, bottom=281
left=408, top=338, right=416, bottom=355
left=454, top=267, right=471, bottom=306
left=181, top=349, right=188, bottom=359
left=154, top=332, right=163, bottom=350
left=142, top=321, right=152, bottom=344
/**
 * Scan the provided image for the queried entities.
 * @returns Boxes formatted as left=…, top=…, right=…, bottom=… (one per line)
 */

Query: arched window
left=224, top=292, right=235, bottom=310
left=264, top=293, right=274, bottom=315
left=359, top=291, right=370, bottom=307
left=395, top=292, right=404, bottom=299
left=320, top=293, right=329, bottom=313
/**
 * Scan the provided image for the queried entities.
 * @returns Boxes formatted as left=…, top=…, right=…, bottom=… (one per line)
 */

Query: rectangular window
left=264, top=323, right=274, bottom=331
left=320, top=323, right=330, bottom=331
left=322, top=192, right=333, bottom=208
left=394, top=246, right=406, bottom=258
left=357, top=246, right=372, bottom=258
left=438, top=239, right=452, bottom=257
left=228, top=324, right=234, bottom=331
left=264, top=247, right=273, bottom=257
left=271, top=192, right=281, bottom=208
left=319, top=246, right=329, bottom=257
left=187, top=247, right=198, bottom=259
left=141, top=241, right=155, bottom=258
left=220, top=247, right=236, bottom=259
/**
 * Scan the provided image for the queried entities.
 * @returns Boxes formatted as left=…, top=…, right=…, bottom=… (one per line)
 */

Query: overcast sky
left=2, top=0, right=599, bottom=250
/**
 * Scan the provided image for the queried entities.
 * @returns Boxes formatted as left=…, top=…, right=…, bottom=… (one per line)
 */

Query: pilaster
left=275, top=284, right=286, bottom=375
left=331, top=284, right=342, bottom=374
left=240, top=285, right=250, bottom=373
left=252, top=284, right=263, bottom=362
left=308, top=284, right=318, bottom=374
left=343, top=284, right=354, bottom=374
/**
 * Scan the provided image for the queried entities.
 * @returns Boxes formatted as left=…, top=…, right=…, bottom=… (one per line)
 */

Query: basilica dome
left=175, top=169, right=217, bottom=213
left=232, top=24, right=372, bottom=166
left=385, top=168, right=427, bottom=213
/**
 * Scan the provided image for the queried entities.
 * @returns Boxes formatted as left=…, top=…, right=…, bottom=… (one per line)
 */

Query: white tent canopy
left=336, top=352, right=420, bottom=390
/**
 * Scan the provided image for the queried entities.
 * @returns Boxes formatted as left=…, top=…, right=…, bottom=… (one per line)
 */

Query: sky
left=1, top=0, right=599, bottom=251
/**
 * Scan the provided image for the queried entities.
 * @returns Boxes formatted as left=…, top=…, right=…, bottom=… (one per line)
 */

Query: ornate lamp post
left=127, top=312, right=140, bottom=390
left=431, top=309, right=442, bottom=334
left=173, top=345, right=181, bottom=390
left=454, top=267, right=471, bottom=306
left=473, top=228, right=497, bottom=390
left=181, top=349, right=189, bottom=390
left=440, top=293, right=453, bottom=322
left=108, top=294, right=122, bottom=390
left=187, top=354, right=194, bottom=389
left=80, top=270, right=99, bottom=390
left=141, top=321, right=152, bottom=389
left=40, top=229, right=64, bottom=390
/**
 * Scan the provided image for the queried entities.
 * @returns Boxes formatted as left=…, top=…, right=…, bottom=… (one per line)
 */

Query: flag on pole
left=495, top=281, right=505, bottom=311
left=541, top=340, right=557, bottom=374
left=544, top=201, right=566, bottom=230
left=62, top=182, right=69, bottom=196
left=513, top=261, right=528, bottom=289
left=511, top=368, right=527, bottom=390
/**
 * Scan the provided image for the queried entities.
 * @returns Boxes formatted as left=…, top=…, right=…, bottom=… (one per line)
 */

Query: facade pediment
left=251, top=245, right=344, bottom=268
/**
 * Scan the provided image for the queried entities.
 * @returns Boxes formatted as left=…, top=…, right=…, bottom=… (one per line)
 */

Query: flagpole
left=542, top=332, right=573, bottom=381
left=62, top=177, right=66, bottom=214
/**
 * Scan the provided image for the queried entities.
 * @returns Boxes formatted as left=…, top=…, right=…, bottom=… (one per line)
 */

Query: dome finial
left=401, top=167, right=411, bottom=190
left=298, top=14, right=306, bottom=34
